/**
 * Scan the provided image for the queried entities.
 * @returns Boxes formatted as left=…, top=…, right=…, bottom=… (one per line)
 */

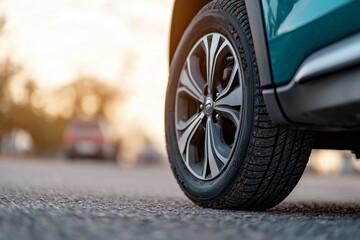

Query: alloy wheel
left=175, top=33, right=244, bottom=180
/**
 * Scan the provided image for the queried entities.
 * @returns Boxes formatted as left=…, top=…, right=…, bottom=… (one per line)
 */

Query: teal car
left=165, top=0, right=360, bottom=210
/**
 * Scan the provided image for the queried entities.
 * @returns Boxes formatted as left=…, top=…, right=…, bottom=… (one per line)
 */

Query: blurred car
left=165, top=0, right=360, bottom=210
left=64, top=118, right=117, bottom=160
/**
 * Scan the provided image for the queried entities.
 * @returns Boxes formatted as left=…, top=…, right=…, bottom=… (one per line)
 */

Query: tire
left=165, top=0, right=315, bottom=210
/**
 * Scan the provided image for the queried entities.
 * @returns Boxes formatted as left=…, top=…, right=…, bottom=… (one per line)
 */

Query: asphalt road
left=0, top=158, right=360, bottom=240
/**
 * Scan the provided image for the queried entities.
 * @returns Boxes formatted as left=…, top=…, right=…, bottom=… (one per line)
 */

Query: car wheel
left=165, top=0, right=315, bottom=210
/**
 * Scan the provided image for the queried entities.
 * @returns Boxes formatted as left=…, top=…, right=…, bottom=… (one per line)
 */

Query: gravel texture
left=0, top=159, right=360, bottom=240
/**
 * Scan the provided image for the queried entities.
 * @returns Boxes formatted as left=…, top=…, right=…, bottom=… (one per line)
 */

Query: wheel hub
left=204, top=97, right=214, bottom=116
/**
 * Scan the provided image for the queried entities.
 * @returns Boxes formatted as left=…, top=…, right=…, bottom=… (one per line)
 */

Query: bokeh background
left=0, top=0, right=172, bottom=163
left=0, top=0, right=359, bottom=175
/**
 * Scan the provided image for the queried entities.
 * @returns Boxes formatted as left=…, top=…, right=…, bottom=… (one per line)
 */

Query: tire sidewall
left=165, top=8, right=255, bottom=202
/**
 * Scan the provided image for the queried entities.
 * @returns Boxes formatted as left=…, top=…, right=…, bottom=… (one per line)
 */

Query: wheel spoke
left=202, top=34, right=227, bottom=92
left=209, top=121, right=229, bottom=165
left=202, top=149, right=208, bottom=179
left=214, top=105, right=241, bottom=127
left=216, top=62, right=240, bottom=100
left=178, top=67, right=204, bottom=103
left=177, top=112, right=205, bottom=155
left=215, top=86, right=242, bottom=127
left=204, top=119, right=229, bottom=177
left=205, top=119, right=219, bottom=177
left=187, top=55, right=206, bottom=92
left=215, top=86, right=242, bottom=107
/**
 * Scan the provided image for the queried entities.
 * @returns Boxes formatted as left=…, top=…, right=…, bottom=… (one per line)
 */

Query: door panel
left=261, top=0, right=360, bottom=85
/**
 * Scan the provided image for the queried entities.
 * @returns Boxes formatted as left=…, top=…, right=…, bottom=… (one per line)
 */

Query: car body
left=64, top=118, right=117, bottom=160
left=165, top=0, right=360, bottom=210
left=171, top=0, right=360, bottom=133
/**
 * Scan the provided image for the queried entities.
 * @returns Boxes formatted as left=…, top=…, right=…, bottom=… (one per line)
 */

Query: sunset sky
left=0, top=0, right=174, bottom=156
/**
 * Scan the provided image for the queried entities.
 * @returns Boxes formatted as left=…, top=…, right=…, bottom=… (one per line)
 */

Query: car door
left=261, top=0, right=360, bottom=86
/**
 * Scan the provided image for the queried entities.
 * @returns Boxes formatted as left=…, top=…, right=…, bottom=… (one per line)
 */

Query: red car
left=64, top=118, right=117, bottom=160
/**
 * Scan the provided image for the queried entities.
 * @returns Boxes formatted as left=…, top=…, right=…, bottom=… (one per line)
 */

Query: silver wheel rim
left=175, top=33, right=244, bottom=180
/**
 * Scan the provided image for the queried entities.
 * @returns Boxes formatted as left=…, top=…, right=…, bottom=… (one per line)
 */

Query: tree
left=55, top=77, right=120, bottom=118
left=0, top=16, right=123, bottom=153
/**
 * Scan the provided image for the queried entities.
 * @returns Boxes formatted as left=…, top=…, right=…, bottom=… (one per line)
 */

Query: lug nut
left=200, top=104, right=203, bottom=110
left=216, top=114, right=220, bottom=121
left=226, top=56, right=234, bottom=61
left=216, top=92, right=220, bottom=98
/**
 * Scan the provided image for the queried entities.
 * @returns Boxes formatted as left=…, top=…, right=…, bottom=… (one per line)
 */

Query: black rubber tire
left=165, top=0, right=316, bottom=210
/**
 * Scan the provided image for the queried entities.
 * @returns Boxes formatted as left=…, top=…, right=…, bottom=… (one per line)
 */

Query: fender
left=169, top=0, right=211, bottom=64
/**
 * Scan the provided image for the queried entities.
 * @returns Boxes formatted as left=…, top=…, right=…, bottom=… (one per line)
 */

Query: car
left=64, top=117, right=117, bottom=160
left=165, top=0, right=360, bottom=210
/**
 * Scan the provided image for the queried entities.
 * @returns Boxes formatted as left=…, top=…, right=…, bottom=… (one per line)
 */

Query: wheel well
left=169, top=0, right=211, bottom=64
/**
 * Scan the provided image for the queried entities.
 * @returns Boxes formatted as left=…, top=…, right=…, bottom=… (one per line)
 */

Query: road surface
left=0, top=158, right=360, bottom=240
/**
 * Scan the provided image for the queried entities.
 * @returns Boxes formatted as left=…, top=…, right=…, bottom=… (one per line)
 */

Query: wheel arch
left=169, top=0, right=211, bottom=65
left=169, top=0, right=286, bottom=122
